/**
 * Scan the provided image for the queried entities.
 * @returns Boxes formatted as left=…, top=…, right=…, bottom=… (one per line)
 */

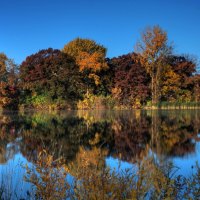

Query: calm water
left=0, top=110, right=200, bottom=198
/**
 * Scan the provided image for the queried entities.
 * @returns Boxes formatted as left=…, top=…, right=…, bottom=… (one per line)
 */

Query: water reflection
left=0, top=110, right=199, bottom=168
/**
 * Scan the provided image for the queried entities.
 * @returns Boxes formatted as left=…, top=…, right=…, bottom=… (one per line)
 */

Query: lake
left=0, top=110, right=200, bottom=199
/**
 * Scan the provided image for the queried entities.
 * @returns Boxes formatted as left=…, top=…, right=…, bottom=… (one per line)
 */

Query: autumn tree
left=111, top=53, right=150, bottom=107
left=192, top=74, right=200, bottom=102
left=0, top=53, right=8, bottom=81
left=160, top=65, right=181, bottom=101
left=135, top=26, right=172, bottom=105
left=0, top=54, right=20, bottom=109
left=20, top=48, right=82, bottom=107
left=63, top=38, right=106, bottom=60
left=94, top=59, right=114, bottom=96
left=63, top=38, right=108, bottom=95
left=163, top=55, right=197, bottom=102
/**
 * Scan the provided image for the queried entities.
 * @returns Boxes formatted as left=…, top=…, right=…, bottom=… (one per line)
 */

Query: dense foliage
left=0, top=26, right=199, bottom=110
left=110, top=53, right=150, bottom=107
left=0, top=53, right=20, bottom=109
left=19, top=48, right=82, bottom=109
left=63, top=38, right=109, bottom=96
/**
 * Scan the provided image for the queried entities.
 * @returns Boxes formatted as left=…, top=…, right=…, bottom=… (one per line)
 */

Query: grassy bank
left=143, top=101, right=200, bottom=110
left=4, top=94, right=200, bottom=111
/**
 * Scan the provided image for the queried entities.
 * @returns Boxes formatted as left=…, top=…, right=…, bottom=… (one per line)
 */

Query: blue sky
left=0, top=0, right=199, bottom=65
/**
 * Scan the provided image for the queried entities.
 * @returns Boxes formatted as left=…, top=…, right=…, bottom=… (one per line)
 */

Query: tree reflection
left=150, top=110, right=199, bottom=158
left=111, top=111, right=151, bottom=162
left=0, top=114, right=22, bottom=163
left=0, top=110, right=200, bottom=167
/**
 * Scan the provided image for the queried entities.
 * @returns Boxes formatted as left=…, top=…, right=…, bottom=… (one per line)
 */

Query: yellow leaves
left=23, top=144, right=199, bottom=199
left=135, top=25, right=170, bottom=71
left=77, top=94, right=109, bottom=110
left=66, top=146, right=108, bottom=177
left=141, top=26, right=167, bottom=54
left=152, top=26, right=167, bottom=49
left=89, top=132, right=101, bottom=145
left=63, top=38, right=107, bottom=59
left=24, top=149, right=69, bottom=200
left=63, top=38, right=108, bottom=73
left=63, top=38, right=108, bottom=87
left=0, top=82, right=12, bottom=107
left=88, top=73, right=100, bottom=85
left=77, top=51, right=107, bottom=72
left=111, top=87, right=122, bottom=99
left=161, top=67, right=181, bottom=101
left=135, top=26, right=172, bottom=104
left=76, top=146, right=107, bottom=169
left=77, top=51, right=108, bottom=85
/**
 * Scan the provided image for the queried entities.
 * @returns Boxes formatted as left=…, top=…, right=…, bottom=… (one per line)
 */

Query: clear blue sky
left=0, top=0, right=199, bottom=65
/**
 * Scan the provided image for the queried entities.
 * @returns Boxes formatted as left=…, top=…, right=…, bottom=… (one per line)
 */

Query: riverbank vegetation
left=24, top=150, right=200, bottom=200
left=1, top=148, right=200, bottom=199
left=0, top=25, right=200, bottom=110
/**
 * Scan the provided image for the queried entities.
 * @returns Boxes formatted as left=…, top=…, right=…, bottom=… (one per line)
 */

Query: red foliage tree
left=111, top=53, right=150, bottom=107
left=20, top=48, right=82, bottom=102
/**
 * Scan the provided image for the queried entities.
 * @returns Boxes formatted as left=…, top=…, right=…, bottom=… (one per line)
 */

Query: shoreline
left=1, top=105, right=200, bottom=113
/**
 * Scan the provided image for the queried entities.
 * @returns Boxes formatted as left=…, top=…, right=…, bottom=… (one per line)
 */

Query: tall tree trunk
left=152, top=73, right=158, bottom=105
left=152, top=64, right=161, bottom=106
left=152, top=74, right=158, bottom=105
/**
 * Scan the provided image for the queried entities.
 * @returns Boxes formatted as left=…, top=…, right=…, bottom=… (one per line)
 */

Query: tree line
left=0, top=25, right=200, bottom=110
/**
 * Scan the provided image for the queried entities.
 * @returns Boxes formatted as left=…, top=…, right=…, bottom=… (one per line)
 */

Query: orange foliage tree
left=0, top=54, right=19, bottom=109
left=63, top=38, right=108, bottom=95
left=161, top=66, right=181, bottom=101
left=135, top=26, right=172, bottom=105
